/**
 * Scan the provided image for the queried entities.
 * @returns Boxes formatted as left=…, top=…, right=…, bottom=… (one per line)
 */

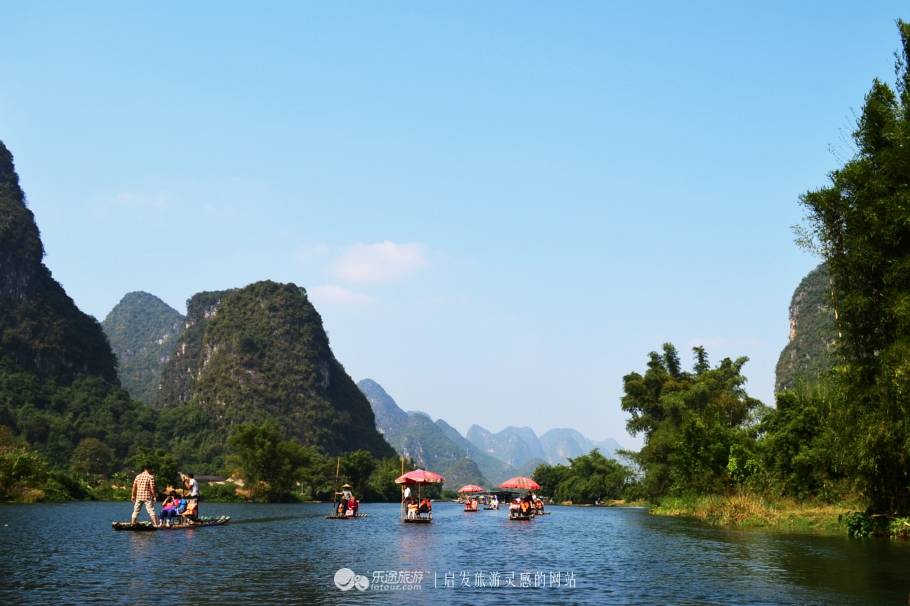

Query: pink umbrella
left=457, top=484, right=485, bottom=494
left=499, top=476, right=541, bottom=491
left=395, top=469, right=445, bottom=485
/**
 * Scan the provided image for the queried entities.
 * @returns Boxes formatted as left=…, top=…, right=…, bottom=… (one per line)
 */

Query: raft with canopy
left=396, top=468, right=445, bottom=523
left=499, top=477, right=541, bottom=520
left=458, top=484, right=485, bottom=512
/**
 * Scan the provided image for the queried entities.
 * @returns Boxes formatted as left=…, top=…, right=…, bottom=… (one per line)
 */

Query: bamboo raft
left=112, top=516, right=231, bottom=531
left=325, top=513, right=368, bottom=520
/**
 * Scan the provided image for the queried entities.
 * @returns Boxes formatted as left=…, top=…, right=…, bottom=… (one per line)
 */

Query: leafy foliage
left=620, top=344, right=765, bottom=498
left=227, top=421, right=408, bottom=502
left=797, top=21, right=910, bottom=513
left=228, top=422, right=319, bottom=501
left=533, top=449, right=632, bottom=503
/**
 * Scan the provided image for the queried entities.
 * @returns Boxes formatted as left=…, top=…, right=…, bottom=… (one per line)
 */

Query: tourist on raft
left=159, top=491, right=186, bottom=527
left=406, top=498, right=419, bottom=520
left=519, top=496, right=533, bottom=517
left=418, top=497, right=432, bottom=517
left=130, top=463, right=159, bottom=526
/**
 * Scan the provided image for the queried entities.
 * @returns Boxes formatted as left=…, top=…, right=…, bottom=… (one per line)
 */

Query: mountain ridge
left=156, top=282, right=394, bottom=467
left=102, top=291, right=185, bottom=404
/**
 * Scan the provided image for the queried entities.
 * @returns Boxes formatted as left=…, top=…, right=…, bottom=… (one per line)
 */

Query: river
left=1, top=501, right=908, bottom=604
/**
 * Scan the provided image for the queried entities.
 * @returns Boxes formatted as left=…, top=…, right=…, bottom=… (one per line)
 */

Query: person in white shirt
left=187, top=474, right=199, bottom=497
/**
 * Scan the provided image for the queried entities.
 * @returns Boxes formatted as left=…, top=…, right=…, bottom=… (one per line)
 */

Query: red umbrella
left=499, top=476, right=540, bottom=491
left=395, top=469, right=445, bottom=485
left=457, top=484, right=485, bottom=494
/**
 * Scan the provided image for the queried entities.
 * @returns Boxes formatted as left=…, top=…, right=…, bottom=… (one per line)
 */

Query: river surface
left=1, top=501, right=908, bottom=604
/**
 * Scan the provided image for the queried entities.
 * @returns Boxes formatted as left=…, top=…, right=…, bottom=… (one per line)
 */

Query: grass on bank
left=649, top=493, right=863, bottom=533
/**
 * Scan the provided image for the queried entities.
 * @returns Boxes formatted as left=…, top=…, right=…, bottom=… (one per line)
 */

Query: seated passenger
left=418, top=497, right=431, bottom=516
left=159, top=491, right=179, bottom=527
left=519, top=498, right=531, bottom=516
left=406, top=498, right=419, bottom=519
left=182, top=496, right=198, bottom=522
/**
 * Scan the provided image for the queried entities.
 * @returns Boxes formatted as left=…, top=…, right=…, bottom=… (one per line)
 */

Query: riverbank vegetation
left=572, top=20, right=910, bottom=538
left=0, top=420, right=406, bottom=504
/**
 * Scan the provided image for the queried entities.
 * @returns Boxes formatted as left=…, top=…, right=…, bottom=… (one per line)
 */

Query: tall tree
left=621, top=346, right=764, bottom=497
left=798, top=20, right=910, bottom=513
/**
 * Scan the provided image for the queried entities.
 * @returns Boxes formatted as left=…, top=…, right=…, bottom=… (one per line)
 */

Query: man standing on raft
left=130, top=463, right=159, bottom=526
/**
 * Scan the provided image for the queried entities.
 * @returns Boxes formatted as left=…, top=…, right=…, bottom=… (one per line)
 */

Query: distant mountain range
left=467, top=424, right=622, bottom=469
left=359, top=378, right=622, bottom=486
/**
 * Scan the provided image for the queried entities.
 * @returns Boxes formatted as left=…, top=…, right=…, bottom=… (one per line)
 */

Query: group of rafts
left=326, top=468, right=548, bottom=523
left=459, top=476, right=547, bottom=520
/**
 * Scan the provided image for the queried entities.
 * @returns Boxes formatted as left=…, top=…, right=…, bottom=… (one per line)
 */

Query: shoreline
left=646, top=494, right=858, bottom=535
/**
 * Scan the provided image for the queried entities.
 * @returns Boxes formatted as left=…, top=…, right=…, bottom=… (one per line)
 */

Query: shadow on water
left=637, top=510, right=910, bottom=605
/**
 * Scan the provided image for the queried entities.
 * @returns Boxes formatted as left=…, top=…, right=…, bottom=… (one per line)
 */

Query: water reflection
left=1, top=502, right=909, bottom=605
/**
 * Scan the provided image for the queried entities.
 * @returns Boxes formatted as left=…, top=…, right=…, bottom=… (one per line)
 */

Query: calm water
left=1, top=501, right=908, bottom=605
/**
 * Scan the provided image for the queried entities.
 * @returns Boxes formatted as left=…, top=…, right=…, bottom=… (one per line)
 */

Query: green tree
left=797, top=21, right=910, bottom=513
left=70, top=437, right=115, bottom=478
left=759, top=381, right=846, bottom=501
left=533, top=450, right=631, bottom=503
left=341, top=449, right=377, bottom=495
left=365, top=456, right=408, bottom=502
left=0, top=445, right=49, bottom=501
left=127, top=448, right=179, bottom=492
left=227, top=422, right=313, bottom=501
left=621, top=345, right=765, bottom=498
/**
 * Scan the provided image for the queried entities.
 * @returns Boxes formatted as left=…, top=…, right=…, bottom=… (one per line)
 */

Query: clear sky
left=1, top=2, right=905, bottom=446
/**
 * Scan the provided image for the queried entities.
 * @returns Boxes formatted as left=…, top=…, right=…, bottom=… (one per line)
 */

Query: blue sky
left=1, top=2, right=905, bottom=446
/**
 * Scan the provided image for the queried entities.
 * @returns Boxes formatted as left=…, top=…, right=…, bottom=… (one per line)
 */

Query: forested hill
left=102, top=292, right=185, bottom=404
left=774, top=263, right=837, bottom=392
left=0, top=141, right=151, bottom=466
left=157, top=281, right=395, bottom=465
left=0, top=141, right=116, bottom=382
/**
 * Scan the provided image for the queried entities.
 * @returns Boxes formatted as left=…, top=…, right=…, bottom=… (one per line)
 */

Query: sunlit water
left=1, top=501, right=908, bottom=604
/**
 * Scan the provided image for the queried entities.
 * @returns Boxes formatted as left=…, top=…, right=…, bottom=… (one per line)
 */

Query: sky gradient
left=2, top=2, right=906, bottom=447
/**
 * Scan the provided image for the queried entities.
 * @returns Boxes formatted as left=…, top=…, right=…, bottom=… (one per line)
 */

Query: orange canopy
left=394, top=469, right=445, bottom=485
left=457, top=484, right=485, bottom=493
left=499, top=476, right=540, bottom=490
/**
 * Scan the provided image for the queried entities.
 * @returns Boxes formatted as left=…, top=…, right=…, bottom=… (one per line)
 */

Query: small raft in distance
left=112, top=516, right=231, bottom=531
left=325, top=513, right=368, bottom=520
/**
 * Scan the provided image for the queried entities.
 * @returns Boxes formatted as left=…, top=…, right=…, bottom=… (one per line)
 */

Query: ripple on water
left=1, top=502, right=909, bottom=605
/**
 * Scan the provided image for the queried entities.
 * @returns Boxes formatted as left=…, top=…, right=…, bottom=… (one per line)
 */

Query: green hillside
left=0, top=140, right=152, bottom=468
left=775, top=263, right=837, bottom=392
left=157, top=282, right=394, bottom=470
left=102, top=292, right=185, bottom=404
